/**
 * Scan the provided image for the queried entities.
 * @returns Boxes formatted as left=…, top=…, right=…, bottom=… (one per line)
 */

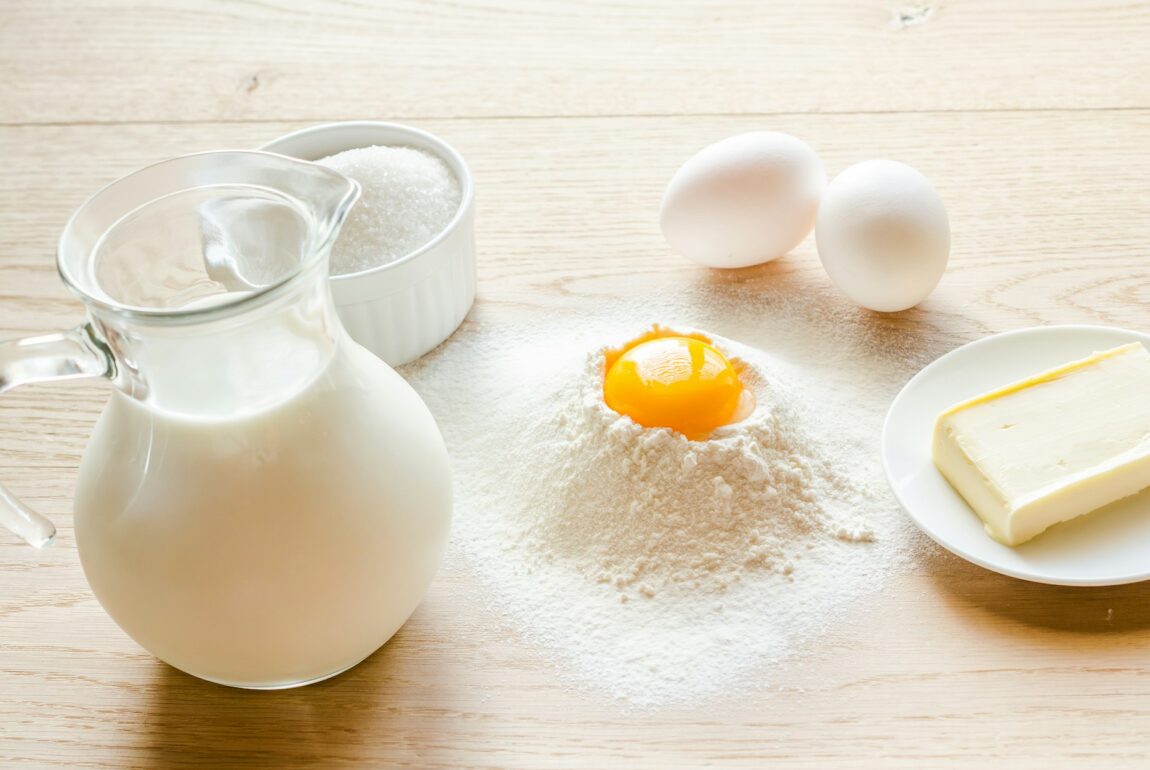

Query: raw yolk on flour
left=603, top=332, right=753, bottom=439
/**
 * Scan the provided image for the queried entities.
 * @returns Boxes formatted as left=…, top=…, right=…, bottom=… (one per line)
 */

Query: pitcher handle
left=0, top=324, right=114, bottom=547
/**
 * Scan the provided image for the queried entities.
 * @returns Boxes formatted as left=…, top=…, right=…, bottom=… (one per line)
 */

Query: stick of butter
left=932, top=342, right=1150, bottom=546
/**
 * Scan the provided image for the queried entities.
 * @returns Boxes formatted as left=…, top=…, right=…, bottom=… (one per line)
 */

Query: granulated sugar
left=402, top=275, right=934, bottom=707
left=317, top=145, right=461, bottom=275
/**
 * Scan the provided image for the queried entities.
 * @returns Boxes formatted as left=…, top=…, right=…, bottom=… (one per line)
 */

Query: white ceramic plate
left=882, top=324, right=1150, bottom=586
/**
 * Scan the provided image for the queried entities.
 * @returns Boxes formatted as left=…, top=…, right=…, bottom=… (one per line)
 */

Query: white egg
left=815, top=159, right=949, bottom=312
left=659, top=132, right=826, bottom=269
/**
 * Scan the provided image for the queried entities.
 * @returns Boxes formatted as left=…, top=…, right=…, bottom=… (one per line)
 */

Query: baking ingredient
left=534, top=327, right=874, bottom=601
left=816, top=159, right=949, bottom=312
left=659, top=132, right=826, bottom=268
left=402, top=299, right=907, bottom=706
left=317, top=145, right=461, bottom=276
left=933, top=342, right=1150, bottom=547
left=602, top=331, right=754, bottom=439
left=74, top=333, right=453, bottom=688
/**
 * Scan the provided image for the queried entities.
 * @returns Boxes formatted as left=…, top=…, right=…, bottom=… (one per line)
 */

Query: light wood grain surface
left=3, top=1, right=1150, bottom=767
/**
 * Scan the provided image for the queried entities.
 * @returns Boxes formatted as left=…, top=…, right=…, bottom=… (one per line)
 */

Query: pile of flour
left=403, top=300, right=914, bottom=706
left=523, top=332, right=873, bottom=603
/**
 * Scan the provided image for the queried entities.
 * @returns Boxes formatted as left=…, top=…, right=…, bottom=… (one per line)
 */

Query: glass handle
left=0, top=324, right=113, bottom=547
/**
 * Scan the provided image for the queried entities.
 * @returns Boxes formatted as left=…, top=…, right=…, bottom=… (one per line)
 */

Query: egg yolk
left=603, top=335, right=746, bottom=439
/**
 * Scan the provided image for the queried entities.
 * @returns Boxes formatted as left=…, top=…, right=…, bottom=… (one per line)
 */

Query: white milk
left=73, top=335, right=452, bottom=687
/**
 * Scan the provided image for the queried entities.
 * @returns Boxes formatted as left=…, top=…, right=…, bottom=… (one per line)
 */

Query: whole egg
left=659, top=132, right=826, bottom=269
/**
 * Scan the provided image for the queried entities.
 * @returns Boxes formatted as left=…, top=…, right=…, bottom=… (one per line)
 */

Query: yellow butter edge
left=935, top=341, right=1147, bottom=421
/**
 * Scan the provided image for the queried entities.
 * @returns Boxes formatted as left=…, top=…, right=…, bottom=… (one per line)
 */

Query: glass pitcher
left=0, top=151, right=453, bottom=688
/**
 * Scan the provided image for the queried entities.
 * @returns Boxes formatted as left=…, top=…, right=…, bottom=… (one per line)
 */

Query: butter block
left=932, top=342, right=1150, bottom=546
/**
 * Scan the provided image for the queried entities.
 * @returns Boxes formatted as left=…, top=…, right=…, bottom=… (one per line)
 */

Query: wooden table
left=3, top=1, right=1150, bottom=767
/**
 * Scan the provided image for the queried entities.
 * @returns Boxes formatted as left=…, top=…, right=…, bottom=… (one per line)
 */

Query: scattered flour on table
left=317, top=145, right=461, bottom=275
left=402, top=286, right=926, bottom=707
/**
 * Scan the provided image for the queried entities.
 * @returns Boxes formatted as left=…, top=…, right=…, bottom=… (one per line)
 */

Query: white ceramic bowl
left=261, top=121, right=476, bottom=366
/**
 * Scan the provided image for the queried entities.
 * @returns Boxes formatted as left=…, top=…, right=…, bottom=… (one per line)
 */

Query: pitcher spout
left=276, top=153, right=361, bottom=257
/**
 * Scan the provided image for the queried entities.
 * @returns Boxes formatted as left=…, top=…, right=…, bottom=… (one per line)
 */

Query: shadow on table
left=919, top=541, right=1150, bottom=635
left=687, top=257, right=967, bottom=370
left=138, top=624, right=439, bottom=769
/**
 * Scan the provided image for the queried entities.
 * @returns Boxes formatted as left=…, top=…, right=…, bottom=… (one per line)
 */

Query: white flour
left=523, top=332, right=874, bottom=603
left=402, top=275, right=941, bottom=706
